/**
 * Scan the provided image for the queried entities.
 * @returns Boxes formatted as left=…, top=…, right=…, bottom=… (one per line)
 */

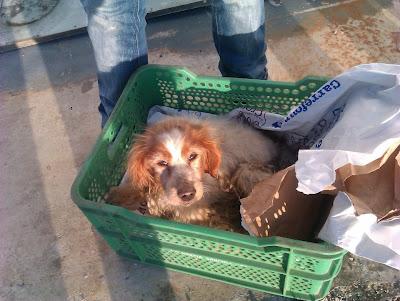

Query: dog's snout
left=177, top=186, right=196, bottom=202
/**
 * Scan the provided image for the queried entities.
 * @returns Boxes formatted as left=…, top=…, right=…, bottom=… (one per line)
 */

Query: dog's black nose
left=178, top=187, right=196, bottom=202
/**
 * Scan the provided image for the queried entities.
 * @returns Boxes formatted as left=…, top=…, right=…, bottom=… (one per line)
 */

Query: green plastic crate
left=71, top=65, right=346, bottom=301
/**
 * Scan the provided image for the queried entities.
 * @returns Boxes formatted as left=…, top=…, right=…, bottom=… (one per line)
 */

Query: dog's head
left=127, top=117, right=221, bottom=207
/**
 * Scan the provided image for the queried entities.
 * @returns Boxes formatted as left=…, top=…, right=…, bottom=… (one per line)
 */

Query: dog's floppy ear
left=202, top=137, right=221, bottom=178
left=126, top=137, right=154, bottom=190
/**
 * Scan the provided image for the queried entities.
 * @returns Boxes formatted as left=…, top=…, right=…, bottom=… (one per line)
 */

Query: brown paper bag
left=240, top=166, right=334, bottom=241
left=329, top=142, right=400, bottom=221
left=241, top=142, right=400, bottom=240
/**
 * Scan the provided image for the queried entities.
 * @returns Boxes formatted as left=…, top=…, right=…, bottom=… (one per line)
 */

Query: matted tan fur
left=106, top=116, right=278, bottom=232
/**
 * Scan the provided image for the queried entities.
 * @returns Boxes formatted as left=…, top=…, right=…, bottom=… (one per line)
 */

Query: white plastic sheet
left=290, top=64, right=400, bottom=270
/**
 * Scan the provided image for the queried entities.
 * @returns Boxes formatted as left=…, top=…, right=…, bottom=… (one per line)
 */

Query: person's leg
left=211, top=0, right=267, bottom=80
left=80, top=0, right=148, bottom=127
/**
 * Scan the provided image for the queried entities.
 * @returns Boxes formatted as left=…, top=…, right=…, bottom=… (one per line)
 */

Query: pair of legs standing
left=80, top=0, right=267, bottom=126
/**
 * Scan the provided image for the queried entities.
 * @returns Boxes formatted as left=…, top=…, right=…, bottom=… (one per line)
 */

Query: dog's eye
left=157, top=160, right=168, bottom=167
left=188, top=153, right=198, bottom=161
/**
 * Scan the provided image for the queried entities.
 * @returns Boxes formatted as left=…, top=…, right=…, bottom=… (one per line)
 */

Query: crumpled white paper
left=147, top=63, right=400, bottom=270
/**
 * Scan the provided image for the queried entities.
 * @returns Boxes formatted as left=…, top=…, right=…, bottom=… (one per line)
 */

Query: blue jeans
left=80, top=0, right=267, bottom=127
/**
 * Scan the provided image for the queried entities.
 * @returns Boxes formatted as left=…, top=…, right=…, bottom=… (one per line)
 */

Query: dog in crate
left=106, top=116, right=279, bottom=232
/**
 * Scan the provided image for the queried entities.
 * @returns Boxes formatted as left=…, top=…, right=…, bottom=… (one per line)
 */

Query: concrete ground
left=1, top=1, right=400, bottom=300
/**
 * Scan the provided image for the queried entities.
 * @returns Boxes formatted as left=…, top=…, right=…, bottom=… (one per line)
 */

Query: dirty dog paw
left=104, top=186, right=119, bottom=202
left=105, top=185, right=146, bottom=212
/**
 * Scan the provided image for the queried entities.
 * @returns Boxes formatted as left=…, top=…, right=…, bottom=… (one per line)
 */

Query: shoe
left=268, top=0, right=282, bottom=7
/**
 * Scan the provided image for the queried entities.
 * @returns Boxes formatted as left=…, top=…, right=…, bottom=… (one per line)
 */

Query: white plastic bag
left=291, top=64, right=400, bottom=270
